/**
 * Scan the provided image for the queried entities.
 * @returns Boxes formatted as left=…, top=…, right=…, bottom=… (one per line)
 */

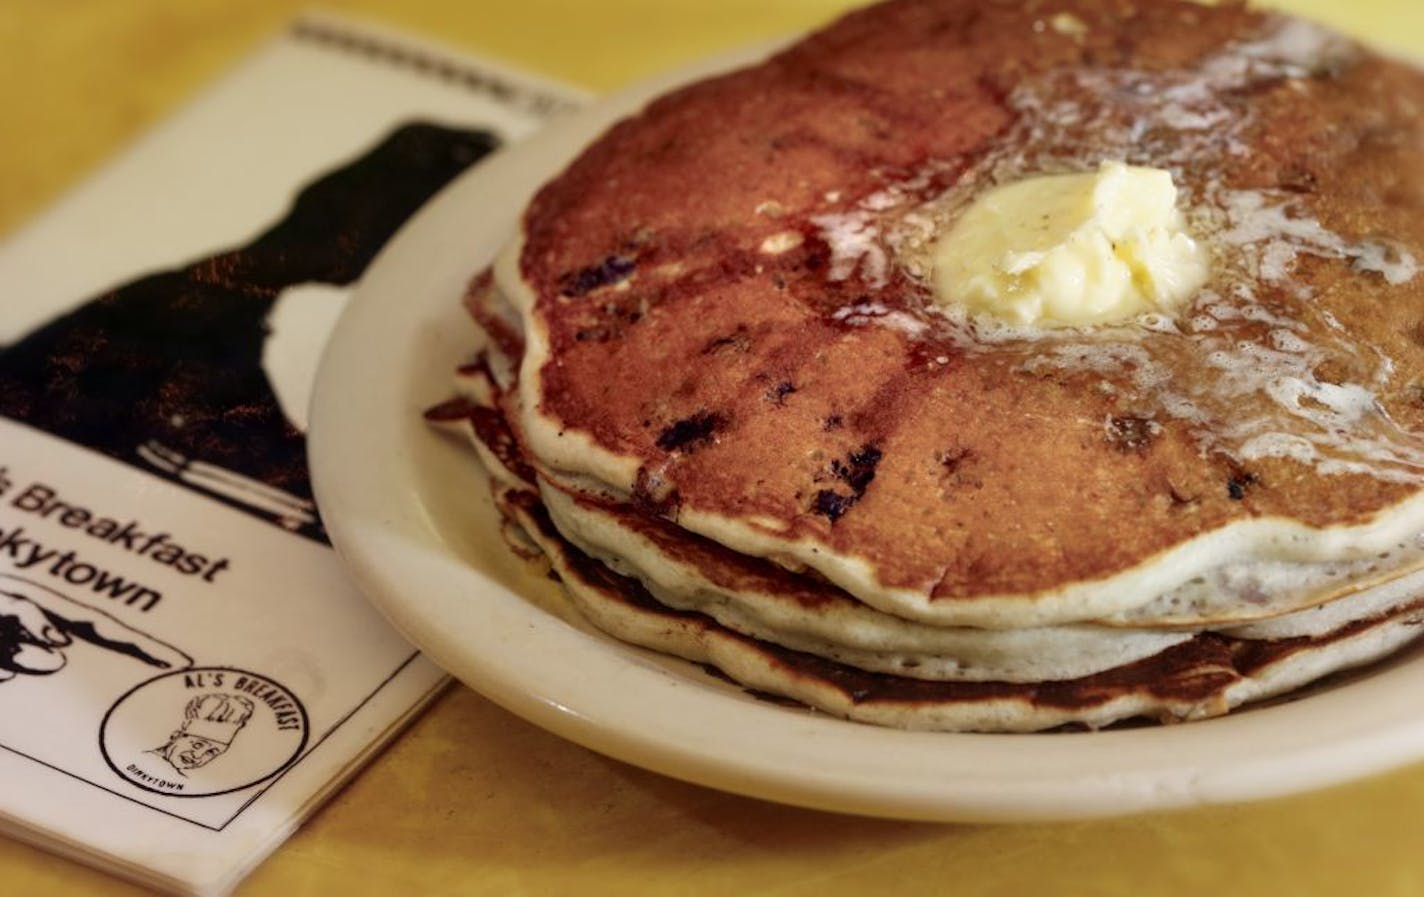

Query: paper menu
left=0, top=14, right=586, bottom=895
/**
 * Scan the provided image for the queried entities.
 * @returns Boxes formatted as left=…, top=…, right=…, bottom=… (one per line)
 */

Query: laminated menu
left=0, top=13, right=584, bottom=895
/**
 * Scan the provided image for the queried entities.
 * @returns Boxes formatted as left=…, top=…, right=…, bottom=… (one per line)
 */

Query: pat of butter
left=931, top=161, right=1209, bottom=327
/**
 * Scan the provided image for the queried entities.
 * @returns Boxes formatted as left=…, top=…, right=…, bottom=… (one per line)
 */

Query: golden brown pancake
left=428, top=358, right=1424, bottom=720
left=429, top=0, right=1424, bottom=730
left=503, top=0, right=1424, bottom=627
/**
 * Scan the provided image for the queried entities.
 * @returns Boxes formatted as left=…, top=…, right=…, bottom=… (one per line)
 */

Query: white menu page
left=0, top=13, right=586, bottom=895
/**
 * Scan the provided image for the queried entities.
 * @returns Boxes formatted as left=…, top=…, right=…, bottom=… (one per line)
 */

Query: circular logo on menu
left=100, top=667, right=309, bottom=798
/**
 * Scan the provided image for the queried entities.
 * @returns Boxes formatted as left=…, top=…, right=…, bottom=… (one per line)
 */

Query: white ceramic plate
left=308, top=47, right=1424, bottom=822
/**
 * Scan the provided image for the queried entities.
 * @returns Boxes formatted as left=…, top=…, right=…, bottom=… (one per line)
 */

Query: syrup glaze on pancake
left=474, top=269, right=1424, bottom=634
left=508, top=0, right=1424, bottom=624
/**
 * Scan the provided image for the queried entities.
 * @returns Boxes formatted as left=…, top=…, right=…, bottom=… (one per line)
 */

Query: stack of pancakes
left=428, top=0, right=1424, bottom=732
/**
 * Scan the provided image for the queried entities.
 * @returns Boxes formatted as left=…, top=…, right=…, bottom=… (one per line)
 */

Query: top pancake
left=506, top=0, right=1424, bottom=626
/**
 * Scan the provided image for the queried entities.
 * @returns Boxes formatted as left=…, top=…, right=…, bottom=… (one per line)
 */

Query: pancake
left=430, top=362, right=1424, bottom=698
left=430, top=378, right=1190, bottom=682
left=428, top=0, right=1424, bottom=731
left=491, top=480, right=1424, bottom=733
left=472, top=271, right=1424, bottom=632
left=500, top=0, right=1424, bottom=628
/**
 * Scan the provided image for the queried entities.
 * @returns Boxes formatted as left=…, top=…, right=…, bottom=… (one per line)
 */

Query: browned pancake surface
left=519, top=0, right=1424, bottom=602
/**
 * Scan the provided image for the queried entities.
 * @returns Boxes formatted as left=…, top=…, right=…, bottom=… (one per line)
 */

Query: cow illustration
left=0, top=575, right=192, bottom=684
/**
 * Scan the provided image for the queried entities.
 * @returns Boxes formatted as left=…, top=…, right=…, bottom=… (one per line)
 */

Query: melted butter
left=852, top=15, right=1424, bottom=485
left=931, top=162, right=1209, bottom=327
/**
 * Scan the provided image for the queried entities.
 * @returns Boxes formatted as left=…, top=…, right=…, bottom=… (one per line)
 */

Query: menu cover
left=0, top=13, right=585, bottom=896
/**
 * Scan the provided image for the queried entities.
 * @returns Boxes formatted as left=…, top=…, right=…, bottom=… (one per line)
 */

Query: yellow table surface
left=4, top=1, right=1424, bottom=894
